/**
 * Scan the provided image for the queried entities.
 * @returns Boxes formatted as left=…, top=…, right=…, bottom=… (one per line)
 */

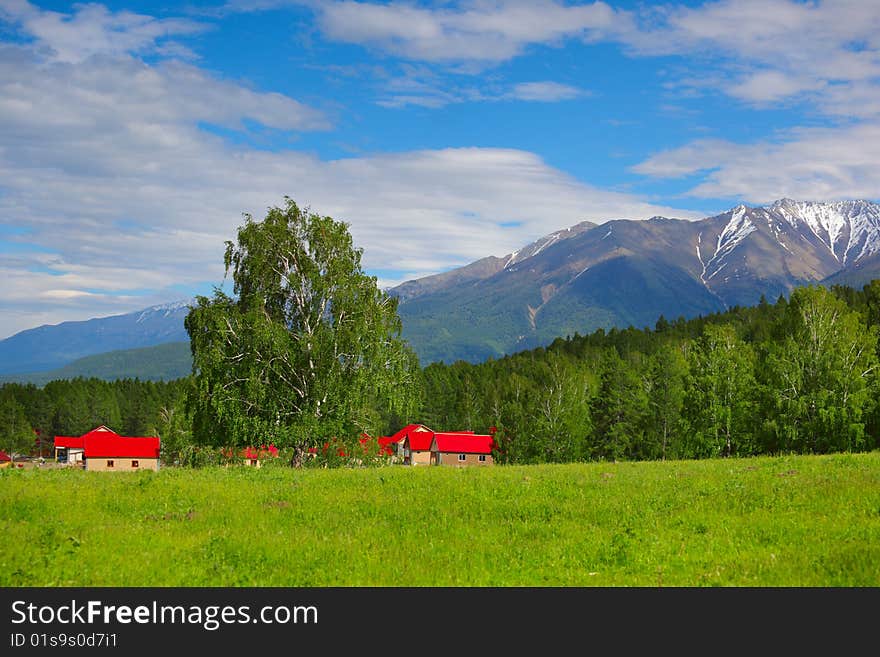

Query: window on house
left=458, top=453, right=466, bottom=461
left=132, top=460, right=139, bottom=468
left=107, top=460, right=114, bottom=468
left=479, top=454, right=486, bottom=462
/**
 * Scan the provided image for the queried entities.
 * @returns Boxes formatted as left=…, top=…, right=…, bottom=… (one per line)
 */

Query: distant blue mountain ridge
left=2, top=198, right=880, bottom=380
left=0, top=300, right=192, bottom=376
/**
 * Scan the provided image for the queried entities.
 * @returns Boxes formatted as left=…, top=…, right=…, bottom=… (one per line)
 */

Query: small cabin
left=430, top=432, right=495, bottom=466
left=54, top=425, right=160, bottom=471
left=397, top=424, right=435, bottom=465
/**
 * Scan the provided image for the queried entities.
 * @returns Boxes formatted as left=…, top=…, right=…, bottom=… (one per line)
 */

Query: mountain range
left=0, top=301, right=191, bottom=376
left=393, top=198, right=880, bottom=363
left=1, top=198, right=879, bottom=379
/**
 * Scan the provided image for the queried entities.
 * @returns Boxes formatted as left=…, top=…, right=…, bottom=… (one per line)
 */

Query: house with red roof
left=0, top=450, right=11, bottom=468
left=386, top=424, right=496, bottom=467
left=54, top=425, right=160, bottom=471
left=430, top=432, right=495, bottom=466
left=395, top=424, right=436, bottom=465
left=53, top=435, right=85, bottom=466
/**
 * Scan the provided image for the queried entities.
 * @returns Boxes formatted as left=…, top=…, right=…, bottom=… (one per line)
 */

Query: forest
left=2, top=279, right=879, bottom=466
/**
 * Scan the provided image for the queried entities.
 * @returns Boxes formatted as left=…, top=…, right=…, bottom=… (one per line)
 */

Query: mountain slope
left=392, top=220, right=597, bottom=303
left=0, top=301, right=192, bottom=375
left=0, top=341, right=193, bottom=385
left=3, top=199, right=878, bottom=377
left=395, top=199, right=880, bottom=363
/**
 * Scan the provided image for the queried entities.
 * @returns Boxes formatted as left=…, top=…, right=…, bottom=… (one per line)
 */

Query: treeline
left=2, top=281, right=879, bottom=465
left=0, top=378, right=189, bottom=457
left=418, top=282, right=880, bottom=463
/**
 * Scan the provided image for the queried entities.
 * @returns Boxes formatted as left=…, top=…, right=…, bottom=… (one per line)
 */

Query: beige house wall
left=408, top=450, right=433, bottom=466
left=434, top=452, right=493, bottom=466
left=86, top=458, right=159, bottom=472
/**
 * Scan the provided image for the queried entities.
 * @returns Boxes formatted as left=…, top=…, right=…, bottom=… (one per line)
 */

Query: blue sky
left=1, top=0, right=879, bottom=338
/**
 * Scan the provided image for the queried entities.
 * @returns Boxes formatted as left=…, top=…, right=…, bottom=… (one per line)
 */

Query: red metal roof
left=54, top=426, right=159, bottom=459
left=389, top=423, right=432, bottom=443
left=0, top=450, right=10, bottom=462
left=405, top=432, right=434, bottom=452
left=431, top=433, right=495, bottom=455
left=83, top=434, right=160, bottom=459
left=388, top=424, right=433, bottom=451
left=54, top=436, right=84, bottom=449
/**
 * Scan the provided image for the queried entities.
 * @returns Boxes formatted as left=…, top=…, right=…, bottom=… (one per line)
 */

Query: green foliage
left=2, top=278, right=880, bottom=467
left=0, top=388, right=35, bottom=455
left=685, top=324, right=757, bottom=458
left=763, top=286, right=879, bottom=453
left=420, top=279, right=880, bottom=463
left=185, top=198, right=419, bottom=449
left=593, top=349, right=648, bottom=461
left=644, top=342, right=689, bottom=460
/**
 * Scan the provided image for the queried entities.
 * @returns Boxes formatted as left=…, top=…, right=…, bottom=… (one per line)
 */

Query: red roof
left=55, top=426, right=159, bottom=459
left=389, top=423, right=432, bottom=441
left=404, top=432, right=434, bottom=452
left=391, top=424, right=435, bottom=451
left=431, top=433, right=494, bottom=455
left=54, top=436, right=84, bottom=449
left=0, top=450, right=10, bottom=462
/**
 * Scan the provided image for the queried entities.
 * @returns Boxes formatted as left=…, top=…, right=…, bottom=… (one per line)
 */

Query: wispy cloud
left=632, top=123, right=880, bottom=203
left=298, top=1, right=880, bottom=118
left=509, top=81, right=585, bottom=102
left=313, top=0, right=622, bottom=64
left=0, top=2, right=695, bottom=338
left=623, top=1, right=880, bottom=204
left=618, top=0, right=880, bottom=113
left=0, top=0, right=207, bottom=62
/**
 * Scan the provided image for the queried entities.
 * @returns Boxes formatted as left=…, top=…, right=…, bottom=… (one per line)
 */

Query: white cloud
left=632, top=123, right=880, bottom=204
left=303, top=1, right=880, bottom=119
left=618, top=0, right=880, bottom=112
left=315, top=0, right=622, bottom=64
left=726, top=71, right=826, bottom=105
left=376, top=73, right=586, bottom=108
left=0, top=38, right=695, bottom=338
left=0, top=0, right=206, bottom=62
left=509, top=81, right=584, bottom=102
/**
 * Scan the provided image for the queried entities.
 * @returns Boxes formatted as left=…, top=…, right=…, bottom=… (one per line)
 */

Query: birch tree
left=685, top=324, right=756, bottom=458
left=185, top=198, right=419, bottom=450
left=765, top=286, right=878, bottom=453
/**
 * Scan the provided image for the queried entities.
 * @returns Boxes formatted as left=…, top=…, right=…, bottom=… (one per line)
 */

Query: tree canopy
left=184, top=198, right=419, bottom=449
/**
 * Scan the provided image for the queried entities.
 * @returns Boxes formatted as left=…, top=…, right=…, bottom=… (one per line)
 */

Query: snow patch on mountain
left=771, top=199, right=880, bottom=265
left=136, top=299, right=193, bottom=323
left=702, top=205, right=756, bottom=281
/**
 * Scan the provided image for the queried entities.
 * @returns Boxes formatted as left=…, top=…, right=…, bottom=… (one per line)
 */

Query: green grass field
left=2, top=453, right=879, bottom=586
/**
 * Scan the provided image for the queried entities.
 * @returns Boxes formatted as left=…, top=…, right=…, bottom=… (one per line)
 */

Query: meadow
left=1, top=453, right=879, bottom=586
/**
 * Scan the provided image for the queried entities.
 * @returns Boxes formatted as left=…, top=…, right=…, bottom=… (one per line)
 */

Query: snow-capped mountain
left=4, top=199, right=879, bottom=377
left=693, top=199, right=880, bottom=306
left=395, top=199, right=880, bottom=363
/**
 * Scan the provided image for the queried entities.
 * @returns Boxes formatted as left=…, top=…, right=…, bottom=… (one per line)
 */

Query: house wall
left=85, top=458, right=159, bottom=472
left=409, top=450, right=433, bottom=466
left=54, top=448, right=84, bottom=465
left=435, top=452, right=493, bottom=466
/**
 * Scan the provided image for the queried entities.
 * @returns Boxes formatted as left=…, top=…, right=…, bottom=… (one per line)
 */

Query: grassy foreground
left=1, top=453, right=879, bottom=586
